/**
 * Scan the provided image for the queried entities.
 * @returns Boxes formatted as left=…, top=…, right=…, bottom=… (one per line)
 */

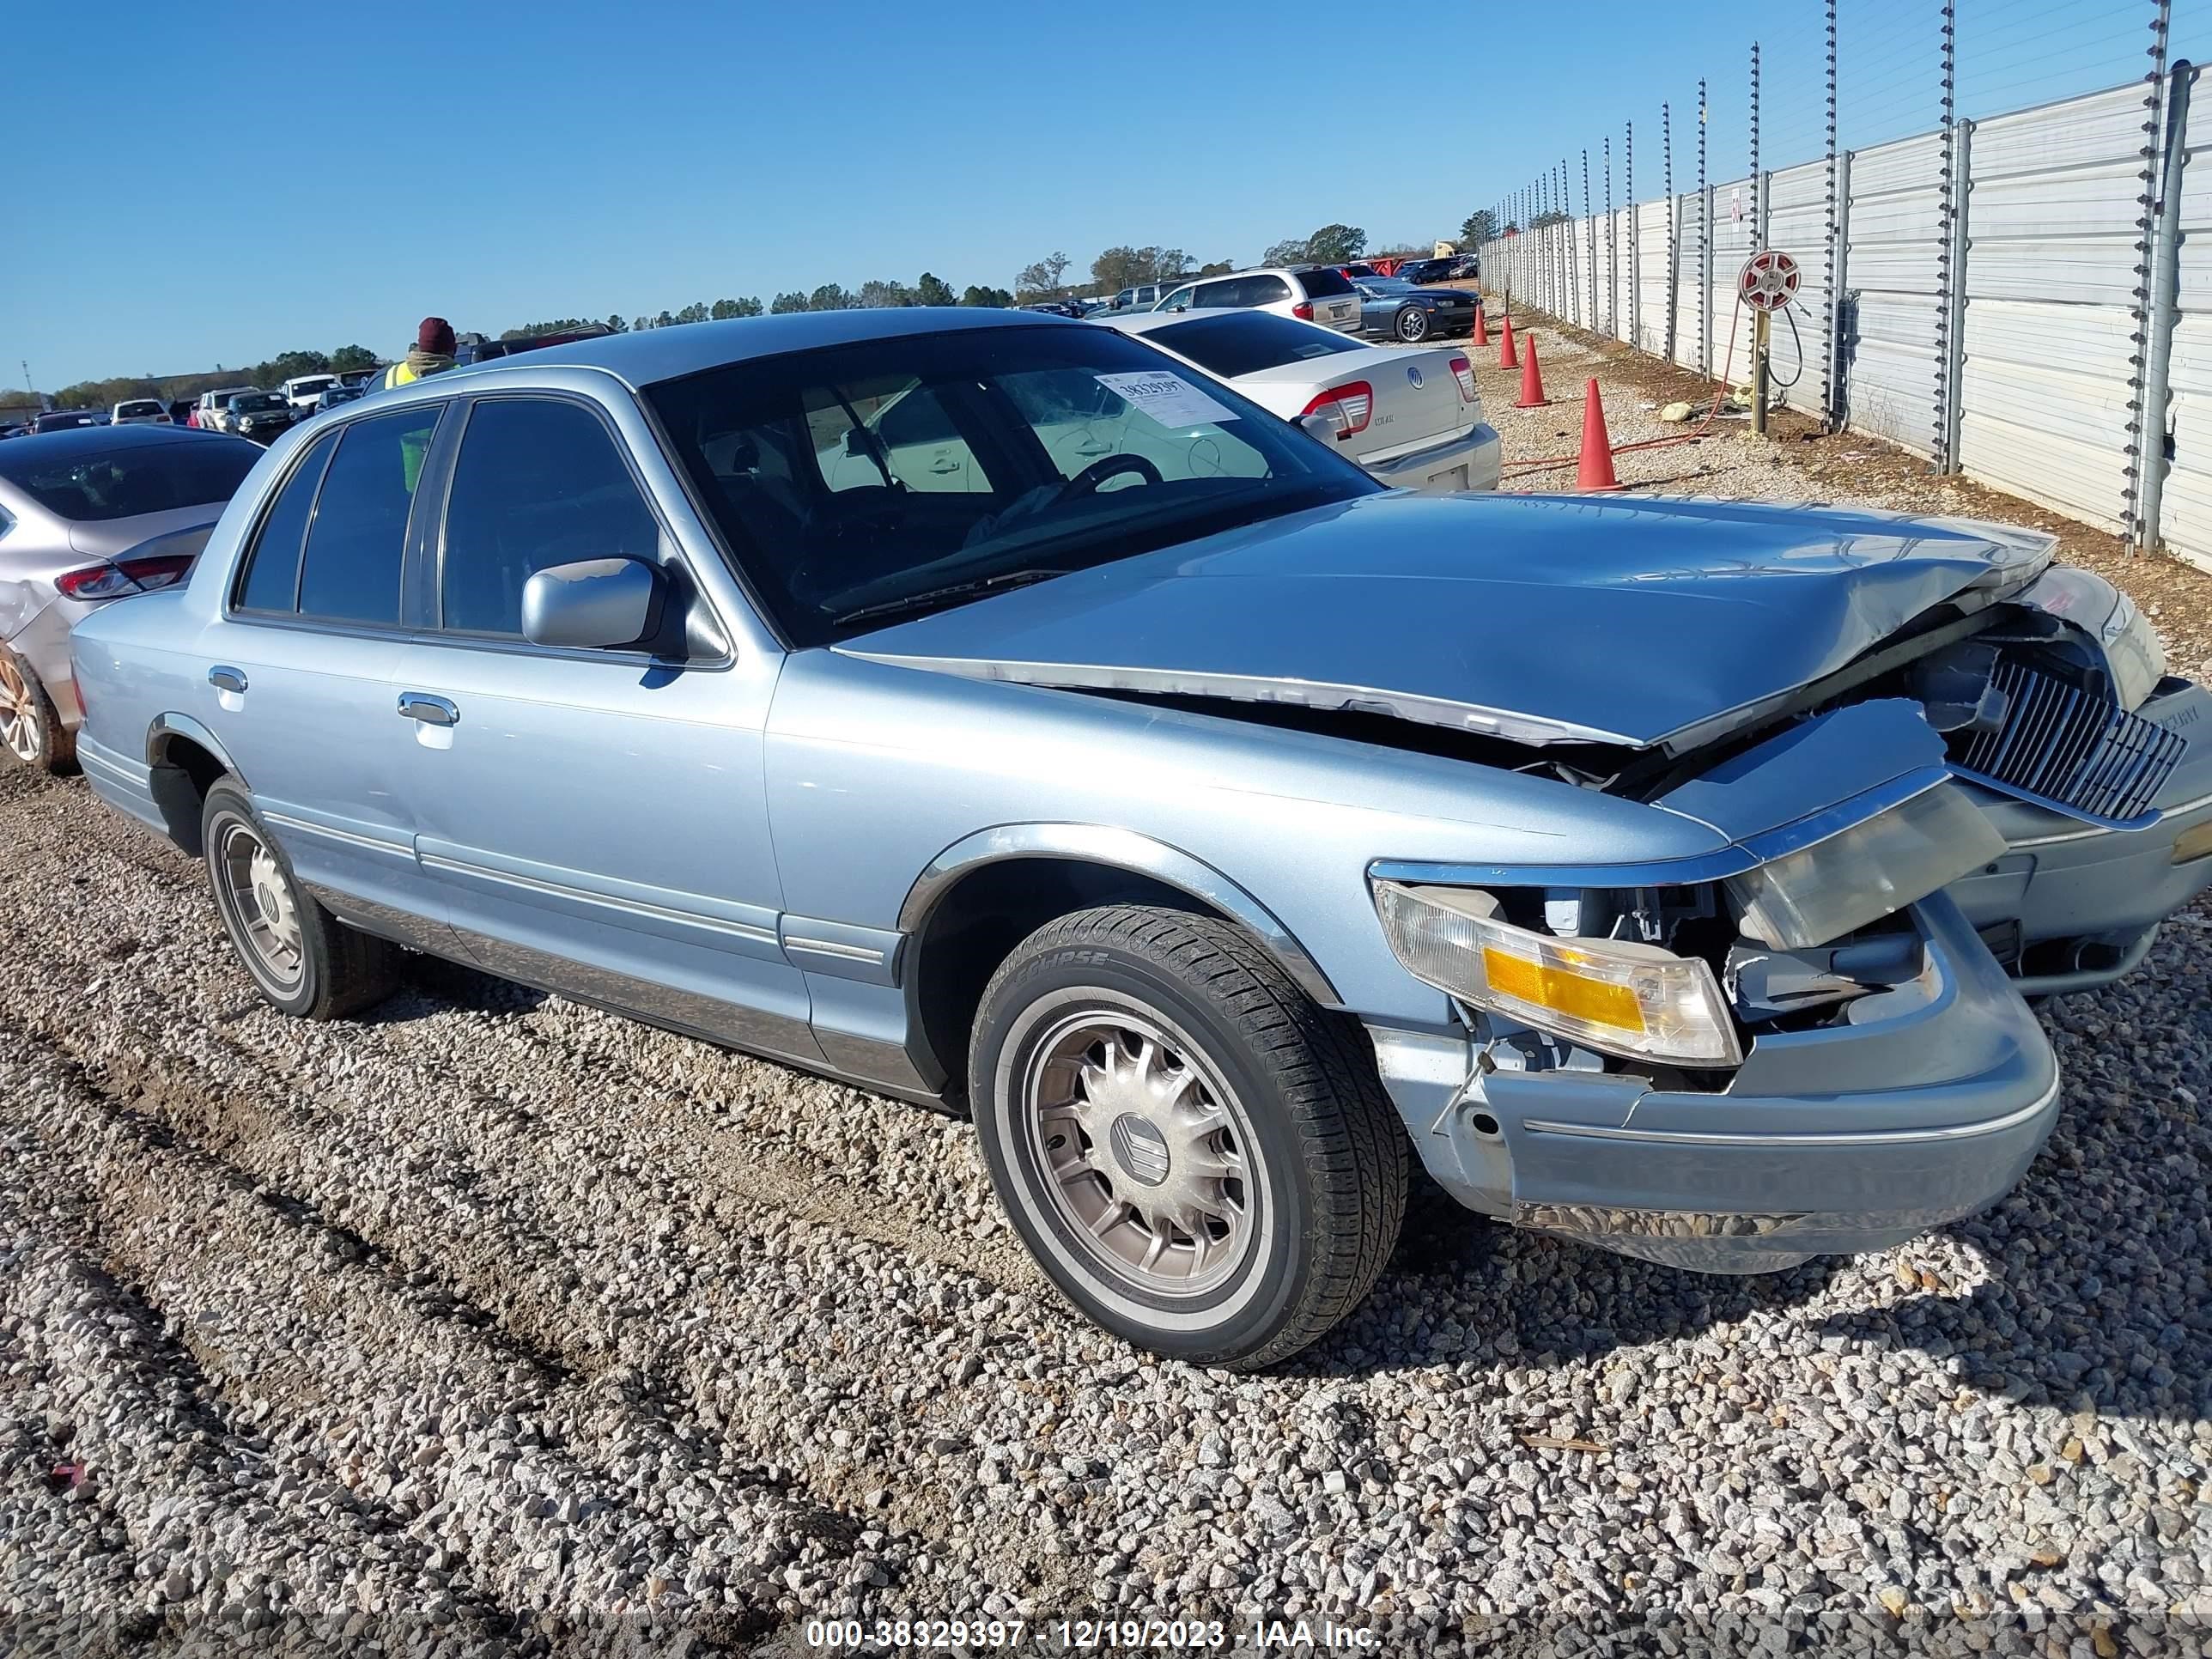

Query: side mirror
left=521, top=557, right=664, bottom=650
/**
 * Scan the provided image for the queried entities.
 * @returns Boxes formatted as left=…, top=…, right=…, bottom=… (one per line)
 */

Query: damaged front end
left=1354, top=555, right=2210, bottom=1270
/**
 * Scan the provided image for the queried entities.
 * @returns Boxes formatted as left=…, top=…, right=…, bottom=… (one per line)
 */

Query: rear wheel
left=970, top=905, right=1406, bottom=1369
left=202, top=781, right=399, bottom=1019
left=0, top=648, right=72, bottom=773
left=1395, top=306, right=1431, bottom=343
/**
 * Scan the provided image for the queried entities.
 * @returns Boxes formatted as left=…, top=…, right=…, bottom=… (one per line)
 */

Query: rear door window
left=295, top=405, right=444, bottom=625
left=438, top=398, right=660, bottom=636
left=234, top=431, right=339, bottom=612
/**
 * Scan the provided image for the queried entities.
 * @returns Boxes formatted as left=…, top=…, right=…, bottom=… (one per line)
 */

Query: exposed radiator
left=1954, top=658, right=2186, bottom=827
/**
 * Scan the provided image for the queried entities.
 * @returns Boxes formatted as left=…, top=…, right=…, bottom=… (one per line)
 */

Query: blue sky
left=8, top=0, right=2205, bottom=390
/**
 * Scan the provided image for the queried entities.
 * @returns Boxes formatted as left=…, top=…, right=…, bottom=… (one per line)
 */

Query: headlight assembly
left=1724, top=782, right=2003, bottom=951
left=1373, top=883, right=1742, bottom=1067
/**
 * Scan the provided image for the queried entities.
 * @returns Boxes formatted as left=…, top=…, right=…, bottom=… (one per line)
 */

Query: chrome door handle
left=208, top=665, right=247, bottom=694
left=929, top=457, right=960, bottom=474
left=397, top=692, right=459, bottom=726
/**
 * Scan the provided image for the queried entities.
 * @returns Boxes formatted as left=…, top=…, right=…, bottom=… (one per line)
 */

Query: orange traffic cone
left=1498, top=314, right=1519, bottom=370
left=1472, top=301, right=1490, bottom=349
left=1515, top=334, right=1550, bottom=408
left=1576, top=379, right=1624, bottom=490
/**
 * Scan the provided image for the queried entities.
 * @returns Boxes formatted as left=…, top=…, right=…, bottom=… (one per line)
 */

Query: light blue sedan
left=68, top=309, right=2212, bottom=1366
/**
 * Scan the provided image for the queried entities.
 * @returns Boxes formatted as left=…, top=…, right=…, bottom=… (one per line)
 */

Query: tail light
left=54, top=552, right=195, bottom=602
left=1448, top=355, right=1477, bottom=402
left=1291, top=301, right=1316, bottom=321
left=1301, top=381, right=1374, bottom=439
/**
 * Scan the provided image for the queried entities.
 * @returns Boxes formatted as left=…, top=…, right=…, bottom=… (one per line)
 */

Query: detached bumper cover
left=1367, top=892, right=2062, bottom=1272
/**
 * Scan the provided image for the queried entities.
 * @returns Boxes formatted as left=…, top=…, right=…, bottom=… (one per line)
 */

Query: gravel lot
left=5, top=339, right=2212, bottom=1655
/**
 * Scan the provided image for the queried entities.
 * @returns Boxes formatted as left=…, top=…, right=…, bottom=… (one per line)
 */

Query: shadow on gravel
left=368, top=954, right=551, bottom=1022
left=1279, top=1181, right=1847, bottom=1380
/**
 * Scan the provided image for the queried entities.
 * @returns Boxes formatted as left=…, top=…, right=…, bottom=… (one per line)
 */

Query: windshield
left=1148, top=312, right=1368, bottom=377
left=234, top=393, right=287, bottom=410
left=117, top=402, right=161, bottom=417
left=290, top=378, right=335, bottom=394
left=0, top=436, right=258, bottom=521
left=647, top=322, right=1380, bottom=646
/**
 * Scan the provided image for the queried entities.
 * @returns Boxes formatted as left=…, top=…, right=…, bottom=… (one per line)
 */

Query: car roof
left=447, top=306, right=1061, bottom=389
left=0, top=423, right=257, bottom=476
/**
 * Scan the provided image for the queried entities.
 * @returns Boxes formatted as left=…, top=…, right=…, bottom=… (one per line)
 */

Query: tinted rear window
left=1149, top=313, right=1367, bottom=378
left=1297, top=268, right=1356, bottom=298
left=0, top=437, right=259, bottom=521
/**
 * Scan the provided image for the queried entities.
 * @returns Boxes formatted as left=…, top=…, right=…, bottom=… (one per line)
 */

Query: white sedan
left=1094, top=309, right=1500, bottom=493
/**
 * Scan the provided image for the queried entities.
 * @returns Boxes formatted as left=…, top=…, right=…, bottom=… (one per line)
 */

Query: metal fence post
left=1830, top=149, right=1853, bottom=429
left=2126, top=0, right=2177, bottom=547
left=2136, top=56, right=2191, bottom=552
left=1627, top=121, right=1640, bottom=349
left=1663, top=101, right=1679, bottom=362
left=1942, top=122, right=1972, bottom=471
left=1585, top=149, right=1598, bottom=334
left=1933, top=0, right=1959, bottom=467
left=1823, top=0, right=1840, bottom=423
left=1698, top=80, right=1711, bottom=378
left=1604, top=137, right=1617, bottom=337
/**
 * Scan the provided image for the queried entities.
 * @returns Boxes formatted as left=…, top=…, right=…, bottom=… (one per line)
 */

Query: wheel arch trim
left=146, top=712, right=245, bottom=786
left=896, top=823, right=1341, bottom=1006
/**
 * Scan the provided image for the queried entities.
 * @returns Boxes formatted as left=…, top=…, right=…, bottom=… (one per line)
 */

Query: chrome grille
left=1955, top=658, right=2186, bottom=825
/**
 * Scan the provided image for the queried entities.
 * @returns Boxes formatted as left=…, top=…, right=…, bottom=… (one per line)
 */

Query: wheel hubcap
left=217, top=820, right=304, bottom=989
left=1022, top=1012, right=1260, bottom=1296
left=0, top=659, right=41, bottom=762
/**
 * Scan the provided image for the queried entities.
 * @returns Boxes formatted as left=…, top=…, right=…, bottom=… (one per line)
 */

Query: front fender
left=898, top=823, right=1340, bottom=1006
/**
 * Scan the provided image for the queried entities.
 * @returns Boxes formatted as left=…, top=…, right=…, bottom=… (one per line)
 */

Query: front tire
left=1395, top=306, right=1431, bottom=343
left=202, top=781, right=399, bottom=1019
left=0, top=647, right=73, bottom=773
left=969, top=906, right=1406, bottom=1368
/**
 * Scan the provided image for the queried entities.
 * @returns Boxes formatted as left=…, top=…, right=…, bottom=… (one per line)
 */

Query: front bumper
left=1946, top=677, right=2212, bottom=993
left=1363, top=423, right=1502, bottom=494
left=1367, top=891, right=2061, bottom=1273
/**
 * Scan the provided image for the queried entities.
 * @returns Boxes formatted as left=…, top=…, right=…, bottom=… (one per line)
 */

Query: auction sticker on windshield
left=1096, top=371, right=1237, bottom=428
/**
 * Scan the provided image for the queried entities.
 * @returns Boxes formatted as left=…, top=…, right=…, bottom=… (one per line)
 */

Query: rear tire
left=969, top=905, right=1406, bottom=1369
left=0, top=647, right=73, bottom=774
left=202, top=781, right=399, bottom=1019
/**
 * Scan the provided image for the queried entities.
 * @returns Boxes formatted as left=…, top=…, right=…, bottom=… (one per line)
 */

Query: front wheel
left=969, top=906, right=1407, bottom=1368
left=202, top=781, right=400, bottom=1018
left=1395, top=306, right=1431, bottom=343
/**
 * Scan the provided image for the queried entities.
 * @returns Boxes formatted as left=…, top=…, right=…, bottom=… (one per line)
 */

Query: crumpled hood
left=839, top=493, right=2055, bottom=750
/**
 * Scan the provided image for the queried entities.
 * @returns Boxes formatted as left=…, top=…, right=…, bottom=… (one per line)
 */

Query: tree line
left=12, top=213, right=1496, bottom=413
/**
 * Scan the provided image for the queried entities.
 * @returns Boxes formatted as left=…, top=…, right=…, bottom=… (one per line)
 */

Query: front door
left=392, top=392, right=817, bottom=1063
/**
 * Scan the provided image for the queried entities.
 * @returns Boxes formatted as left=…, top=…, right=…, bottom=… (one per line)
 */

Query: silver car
left=68, top=311, right=2212, bottom=1366
left=0, top=426, right=262, bottom=769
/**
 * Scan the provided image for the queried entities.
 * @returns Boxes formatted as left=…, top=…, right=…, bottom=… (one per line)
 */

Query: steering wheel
left=1056, top=453, right=1162, bottom=501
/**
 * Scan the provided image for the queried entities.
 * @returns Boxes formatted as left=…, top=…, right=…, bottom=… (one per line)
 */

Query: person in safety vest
left=379, top=317, right=457, bottom=391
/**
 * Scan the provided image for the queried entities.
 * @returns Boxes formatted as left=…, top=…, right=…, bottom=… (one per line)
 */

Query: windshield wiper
left=835, top=567, right=1065, bottom=629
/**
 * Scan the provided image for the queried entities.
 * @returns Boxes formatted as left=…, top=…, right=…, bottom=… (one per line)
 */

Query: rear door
left=207, top=404, right=451, bottom=934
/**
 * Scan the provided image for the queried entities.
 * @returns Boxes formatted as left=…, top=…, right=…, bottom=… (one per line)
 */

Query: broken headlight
left=1724, top=782, right=2003, bottom=951
left=1373, top=883, right=1742, bottom=1067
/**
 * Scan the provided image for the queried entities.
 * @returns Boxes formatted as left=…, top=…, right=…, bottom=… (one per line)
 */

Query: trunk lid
left=839, top=493, right=2055, bottom=751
